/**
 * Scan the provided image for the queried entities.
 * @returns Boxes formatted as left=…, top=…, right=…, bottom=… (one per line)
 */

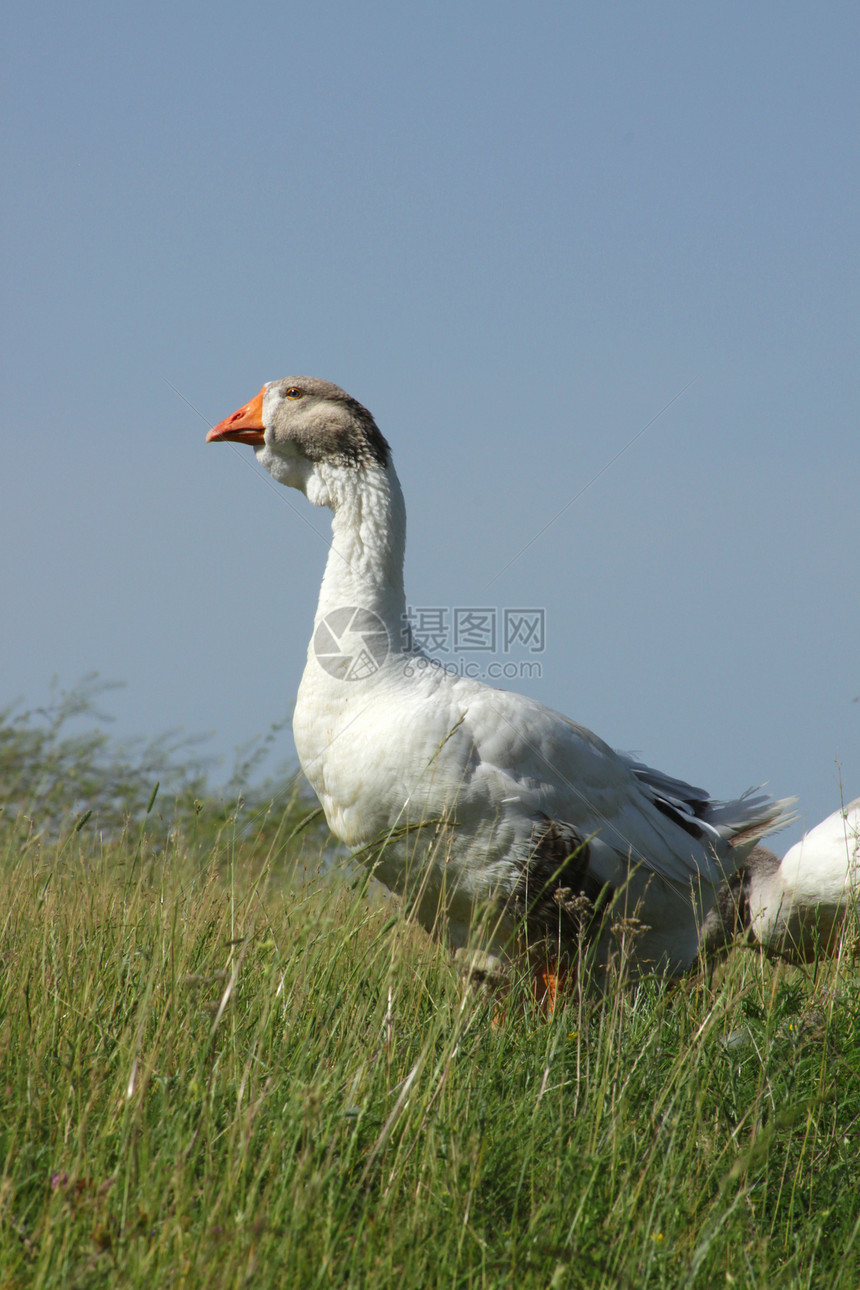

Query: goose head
left=207, top=377, right=391, bottom=508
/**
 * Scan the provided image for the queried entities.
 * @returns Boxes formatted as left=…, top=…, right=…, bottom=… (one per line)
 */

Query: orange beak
left=206, top=387, right=266, bottom=446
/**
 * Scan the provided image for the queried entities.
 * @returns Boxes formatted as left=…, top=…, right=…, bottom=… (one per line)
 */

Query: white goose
left=701, top=798, right=860, bottom=961
left=207, top=377, right=792, bottom=980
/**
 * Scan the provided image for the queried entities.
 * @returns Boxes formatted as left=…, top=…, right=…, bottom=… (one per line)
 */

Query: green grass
left=1, top=698, right=859, bottom=1287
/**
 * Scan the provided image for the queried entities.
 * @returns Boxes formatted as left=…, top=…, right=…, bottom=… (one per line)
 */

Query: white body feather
left=748, top=799, right=860, bottom=955
left=212, top=377, right=793, bottom=975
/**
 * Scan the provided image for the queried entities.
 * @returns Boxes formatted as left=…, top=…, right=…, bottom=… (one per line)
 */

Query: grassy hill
left=1, top=693, right=858, bottom=1288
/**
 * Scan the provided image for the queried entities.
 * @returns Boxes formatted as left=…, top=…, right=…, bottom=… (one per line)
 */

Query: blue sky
left=3, top=1, right=857, bottom=847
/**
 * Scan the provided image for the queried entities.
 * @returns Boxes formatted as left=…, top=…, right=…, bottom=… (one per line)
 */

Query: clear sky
left=3, top=1, right=857, bottom=849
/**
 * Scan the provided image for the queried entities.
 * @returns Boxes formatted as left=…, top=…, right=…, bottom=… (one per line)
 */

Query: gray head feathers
left=269, top=377, right=391, bottom=470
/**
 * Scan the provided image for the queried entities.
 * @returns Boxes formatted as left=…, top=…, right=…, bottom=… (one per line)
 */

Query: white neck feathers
left=310, top=461, right=407, bottom=633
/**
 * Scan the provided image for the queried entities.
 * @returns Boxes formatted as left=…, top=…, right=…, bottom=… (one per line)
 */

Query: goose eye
left=284, top=386, right=304, bottom=399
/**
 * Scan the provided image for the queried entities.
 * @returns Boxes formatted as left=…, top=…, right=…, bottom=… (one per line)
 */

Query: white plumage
left=702, top=798, right=860, bottom=960
left=208, top=377, right=792, bottom=978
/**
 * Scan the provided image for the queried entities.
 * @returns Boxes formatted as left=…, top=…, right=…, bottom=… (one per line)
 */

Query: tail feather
left=705, top=789, right=796, bottom=845
left=627, top=758, right=796, bottom=846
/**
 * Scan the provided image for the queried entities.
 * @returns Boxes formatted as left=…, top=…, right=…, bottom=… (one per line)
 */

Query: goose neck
left=316, top=464, right=407, bottom=633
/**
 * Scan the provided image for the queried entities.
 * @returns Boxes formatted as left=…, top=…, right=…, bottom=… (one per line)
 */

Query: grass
left=1, top=695, right=859, bottom=1287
